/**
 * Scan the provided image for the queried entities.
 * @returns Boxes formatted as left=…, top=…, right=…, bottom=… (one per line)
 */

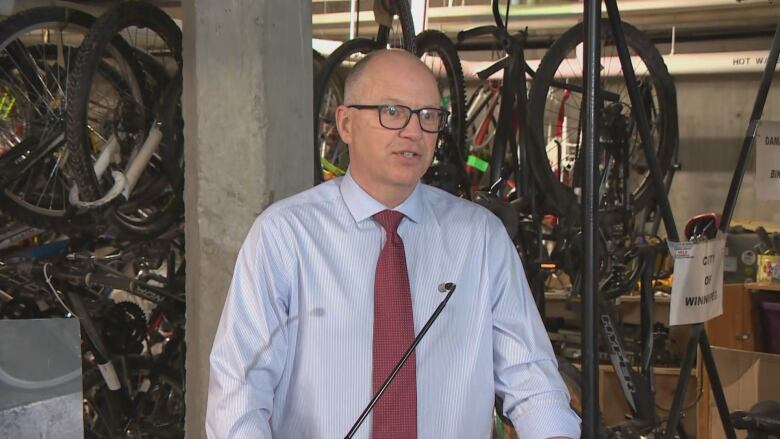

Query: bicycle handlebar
left=457, top=25, right=500, bottom=43
left=7, top=260, right=184, bottom=304
left=477, top=56, right=510, bottom=81
left=492, top=0, right=507, bottom=31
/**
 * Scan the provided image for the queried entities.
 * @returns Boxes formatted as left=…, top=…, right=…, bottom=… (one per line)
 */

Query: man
left=206, top=49, right=580, bottom=438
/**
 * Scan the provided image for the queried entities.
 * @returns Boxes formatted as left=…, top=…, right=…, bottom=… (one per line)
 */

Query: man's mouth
left=395, top=151, right=418, bottom=158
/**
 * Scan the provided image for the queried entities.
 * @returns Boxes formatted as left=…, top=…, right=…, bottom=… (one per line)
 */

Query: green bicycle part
left=441, top=94, right=451, bottom=109
left=0, top=92, right=15, bottom=120
left=320, top=157, right=346, bottom=177
left=467, top=154, right=489, bottom=172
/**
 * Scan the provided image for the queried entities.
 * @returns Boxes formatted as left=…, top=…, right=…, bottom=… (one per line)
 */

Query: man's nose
left=399, top=113, right=424, bottom=139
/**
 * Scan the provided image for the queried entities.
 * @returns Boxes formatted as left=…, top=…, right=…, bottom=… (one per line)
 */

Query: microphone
left=344, top=282, right=457, bottom=439
left=438, top=282, right=455, bottom=293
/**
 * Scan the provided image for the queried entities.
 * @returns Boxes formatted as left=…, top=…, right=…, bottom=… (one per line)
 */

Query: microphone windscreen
left=438, top=282, right=455, bottom=293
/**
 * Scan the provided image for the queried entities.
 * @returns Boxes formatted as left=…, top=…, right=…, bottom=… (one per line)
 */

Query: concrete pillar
left=181, top=1, right=313, bottom=437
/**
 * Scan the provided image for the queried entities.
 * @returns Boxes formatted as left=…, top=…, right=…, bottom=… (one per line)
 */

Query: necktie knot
left=374, top=210, right=404, bottom=235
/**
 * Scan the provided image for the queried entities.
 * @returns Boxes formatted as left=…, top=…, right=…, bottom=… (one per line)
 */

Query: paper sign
left=756, top=120, right=780, bottom=200
left=667, top=233, right=726, bottom=326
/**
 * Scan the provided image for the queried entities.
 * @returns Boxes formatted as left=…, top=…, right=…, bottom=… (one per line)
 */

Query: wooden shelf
left=744, top=282, right=780, bottom=292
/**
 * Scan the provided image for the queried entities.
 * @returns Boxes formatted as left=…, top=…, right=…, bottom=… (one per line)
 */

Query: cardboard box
left=707, top=347, right=780, bottom=439
left=601, top=366, right=699, bottom=437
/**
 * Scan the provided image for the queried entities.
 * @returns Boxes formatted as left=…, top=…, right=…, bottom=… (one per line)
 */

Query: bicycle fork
left=69, top=71, right=182, bottom=209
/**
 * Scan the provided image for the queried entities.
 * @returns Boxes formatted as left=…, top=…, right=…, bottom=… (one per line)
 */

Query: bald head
left=343, top=49, right=439, bottom=105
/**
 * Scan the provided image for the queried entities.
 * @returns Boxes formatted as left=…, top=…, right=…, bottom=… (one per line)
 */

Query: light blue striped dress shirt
left=206, top=171, right=581, bottom=439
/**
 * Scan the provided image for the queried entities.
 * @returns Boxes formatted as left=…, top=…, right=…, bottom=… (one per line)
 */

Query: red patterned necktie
left=371, top=210, right=417, bottom=439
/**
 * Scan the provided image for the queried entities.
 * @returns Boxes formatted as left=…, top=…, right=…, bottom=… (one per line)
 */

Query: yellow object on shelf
left=757, top=254, right=780, bottom=283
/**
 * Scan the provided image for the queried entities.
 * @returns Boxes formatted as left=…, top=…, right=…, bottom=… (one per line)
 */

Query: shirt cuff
left=509, top=397, right=581, bottom=439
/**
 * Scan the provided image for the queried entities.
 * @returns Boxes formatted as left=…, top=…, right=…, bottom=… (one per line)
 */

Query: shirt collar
left=340, top=170, right=423, bottom=224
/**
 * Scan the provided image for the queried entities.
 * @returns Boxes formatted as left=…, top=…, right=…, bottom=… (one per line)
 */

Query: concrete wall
left=670, top=72, right=780, bottom=231
left=182, top=1, right=312, bottom=437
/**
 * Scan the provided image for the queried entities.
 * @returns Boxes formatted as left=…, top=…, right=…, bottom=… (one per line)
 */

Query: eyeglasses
left=348, top=104, right=449, bottom=133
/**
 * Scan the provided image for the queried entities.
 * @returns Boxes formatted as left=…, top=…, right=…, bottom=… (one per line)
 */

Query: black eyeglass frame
left=347, top=104, right=450, bottom=133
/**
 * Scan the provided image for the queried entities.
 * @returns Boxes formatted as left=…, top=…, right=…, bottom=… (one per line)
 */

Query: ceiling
left=312, top=0, right=780, bottom=52
left=2, top=0, right=778, bottom=55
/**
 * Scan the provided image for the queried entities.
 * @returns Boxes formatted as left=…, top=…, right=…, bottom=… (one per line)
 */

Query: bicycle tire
left=375, top=0, right=416, bottom=52
left=313, top=48, right=346, bottom=185
left=414, top=30, right=467, bottom=160
left=414, top=30, right=470, bottom=197
left=65, top=1, right=183, bottom=238
left=527, top=20, right=678, bottom=217
left=313, top=37, right=381, bottom=185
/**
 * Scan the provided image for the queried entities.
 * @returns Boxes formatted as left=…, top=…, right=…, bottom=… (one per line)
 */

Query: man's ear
left=335, top=105, right=352, bottom=145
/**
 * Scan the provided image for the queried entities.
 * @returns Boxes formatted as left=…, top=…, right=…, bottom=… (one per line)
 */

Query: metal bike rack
left=581, top=1, right=602, bottom=437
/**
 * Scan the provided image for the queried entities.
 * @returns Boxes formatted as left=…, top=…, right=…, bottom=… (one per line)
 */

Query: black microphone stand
left=344, top=282, right=457, bottom=439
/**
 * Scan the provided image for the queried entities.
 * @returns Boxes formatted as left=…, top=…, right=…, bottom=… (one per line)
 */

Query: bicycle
left=0, top=231, right=185, bottom=438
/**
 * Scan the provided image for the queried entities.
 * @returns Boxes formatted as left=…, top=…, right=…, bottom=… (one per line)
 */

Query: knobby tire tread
left=414, top=29, right=467, bottom=161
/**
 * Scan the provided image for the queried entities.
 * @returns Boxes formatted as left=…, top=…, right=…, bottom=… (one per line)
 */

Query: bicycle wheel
left=415, top=30, right=469, bottom=197
left=375, top=0, right=416, bottom=51
left=313, top=37, right=381, bottom=185
left=528, top=20, right=678, bottom=217
left=65, top=1, right=183, bottom=239
left=0, top=7, right=135, bottom=232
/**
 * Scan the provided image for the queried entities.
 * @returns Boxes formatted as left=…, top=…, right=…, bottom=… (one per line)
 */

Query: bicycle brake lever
left=477, top=56, right=510, bottom=81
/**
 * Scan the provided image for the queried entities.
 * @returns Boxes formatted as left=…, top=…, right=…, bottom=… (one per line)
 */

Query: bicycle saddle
left=684, top=212, right=721, bottom=240
left=731, top=400, right=780, bottom=437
